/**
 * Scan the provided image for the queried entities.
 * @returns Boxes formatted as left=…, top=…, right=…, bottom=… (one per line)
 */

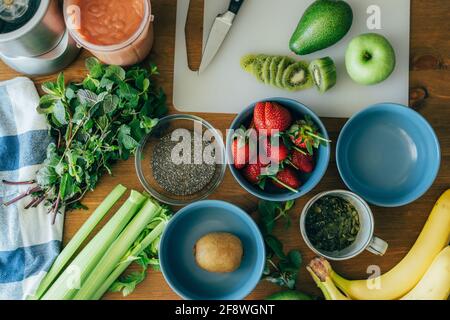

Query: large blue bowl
left=227, top=98, right=331, bottom=202
left=159, top=201, right=266, bottom=300
left=337, top=103, right=441, bottom=207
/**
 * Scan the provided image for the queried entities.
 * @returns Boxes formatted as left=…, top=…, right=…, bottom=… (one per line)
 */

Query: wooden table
left=0, top=0, right=448, bottom=300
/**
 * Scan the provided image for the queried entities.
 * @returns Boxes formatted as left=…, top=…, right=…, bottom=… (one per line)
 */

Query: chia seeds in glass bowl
left=151, top=131, right=217, bottom=196
left=135, top=114, right=226, bottom=206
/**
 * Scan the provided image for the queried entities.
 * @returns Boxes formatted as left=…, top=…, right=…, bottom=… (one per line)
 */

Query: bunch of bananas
left=308, top=190, right=450, bottom=300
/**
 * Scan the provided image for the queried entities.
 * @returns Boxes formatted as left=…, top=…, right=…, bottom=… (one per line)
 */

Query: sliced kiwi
left=281, top=61, right=313, bottom=91
left=240, top=54, right=257, bottom=73
left=269, top=56, right=283, bottom=87
left=276, top=57, right=295, bottom=88
left=252, top=55, right=269, bottom=83
left=262, top=57, right=272, bottom=84
left=241, top=54, right=320, bottom=92
left=309, top=57, right=337, bottom=93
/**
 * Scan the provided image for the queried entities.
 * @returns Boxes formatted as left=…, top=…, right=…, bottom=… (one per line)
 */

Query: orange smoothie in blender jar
left=65, top=0, right=154, bottom=66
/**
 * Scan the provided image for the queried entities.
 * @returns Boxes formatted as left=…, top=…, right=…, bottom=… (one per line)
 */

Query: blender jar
left=64, top=0, right=154, bottom=66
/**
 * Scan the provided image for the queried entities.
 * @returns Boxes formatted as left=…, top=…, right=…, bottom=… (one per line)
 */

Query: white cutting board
left=174, top=0, right=410, bottom=118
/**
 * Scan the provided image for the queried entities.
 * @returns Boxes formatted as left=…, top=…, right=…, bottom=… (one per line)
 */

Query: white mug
left=300, top=190, right=388, bottom=261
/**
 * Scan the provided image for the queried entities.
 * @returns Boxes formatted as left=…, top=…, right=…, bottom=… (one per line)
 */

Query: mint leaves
left=258, top=200, right=303, bottom=290
left=31, top=58, right=167, bottom=217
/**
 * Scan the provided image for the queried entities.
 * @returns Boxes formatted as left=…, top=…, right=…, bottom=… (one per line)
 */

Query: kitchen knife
left=198, top=0, right=245, bottom=74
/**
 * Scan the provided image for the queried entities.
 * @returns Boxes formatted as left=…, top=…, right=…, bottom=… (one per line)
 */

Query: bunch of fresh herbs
left=5, top=58, right=167, bottom=222
left=258, top=200, right=303, bottom=290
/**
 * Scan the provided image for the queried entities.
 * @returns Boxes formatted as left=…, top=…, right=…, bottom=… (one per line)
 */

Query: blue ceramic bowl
left=159, top=201, right=266, bottom=300
left=227, top=98, right=331, bottom=202
left=337, top=103, right=440, bottom=207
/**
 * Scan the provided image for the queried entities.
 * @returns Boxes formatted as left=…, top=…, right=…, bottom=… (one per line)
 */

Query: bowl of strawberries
left=227, top=98, right=331, bottom=202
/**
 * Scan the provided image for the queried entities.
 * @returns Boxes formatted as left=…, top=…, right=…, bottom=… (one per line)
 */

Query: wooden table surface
left=1, top=0, right=449, bottom=300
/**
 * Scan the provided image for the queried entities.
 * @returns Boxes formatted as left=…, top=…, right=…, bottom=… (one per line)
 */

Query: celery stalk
left=91, top=220, right=167, bottom=300
left=32, top=185, right=127, bottom=300
left=73, top=200, right=162, bottom=300
left=41, top=190, right=146, bottom=300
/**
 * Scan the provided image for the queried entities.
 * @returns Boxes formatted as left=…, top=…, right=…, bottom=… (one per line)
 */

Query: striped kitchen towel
left=0, top=77, right=64, bottom=300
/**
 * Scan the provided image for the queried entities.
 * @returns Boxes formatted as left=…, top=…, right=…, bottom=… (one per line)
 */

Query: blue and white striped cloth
left=0, top=77, right=64, bottom=300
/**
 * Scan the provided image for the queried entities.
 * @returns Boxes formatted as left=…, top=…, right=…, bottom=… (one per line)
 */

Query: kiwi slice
left=269, top=56, right=283, bottom=87
left=262, top=57, right=272, bottom=84
left=281, top=61, right=313, bottom=91
left=276, top=57, right=295, bottom=88
left=309, top=57, right=337, bottom=93
left=240, top=54, right=257, bottom=73
left=252, top=55, right=269, bottom=83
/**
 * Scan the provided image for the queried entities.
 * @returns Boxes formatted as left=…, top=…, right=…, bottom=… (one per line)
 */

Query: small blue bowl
left=227, top=98, right=331, bottom=202
left=159, top=201, right=266, bottom=300
left=337, top=103, right=440, bottom=207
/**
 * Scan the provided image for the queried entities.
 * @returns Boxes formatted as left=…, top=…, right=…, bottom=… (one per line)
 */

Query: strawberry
left=232, top=139, right=250, bottom=169
left=254, top=101, right=293, bottom=136
left=288, top=116, right=330, bottom=155
left=253, top=102, right=267, bottom=131
left=232, top=125, right=258, bottom=169
left=273, top=167, right=301, bottom=191
left=242, top=162, right=263, bottom=185
left=291, top=135, right=308, bottom=150
left=260, top=137, right=289, bottom=165
left=291, top=150, right=315, bottom=173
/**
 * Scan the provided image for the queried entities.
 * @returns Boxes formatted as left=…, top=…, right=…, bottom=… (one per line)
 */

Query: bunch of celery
left=31, top=185, right=171, bottom=300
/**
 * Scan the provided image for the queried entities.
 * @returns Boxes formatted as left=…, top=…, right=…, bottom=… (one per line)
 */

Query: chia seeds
left=151, top=130, right=217, bottom=196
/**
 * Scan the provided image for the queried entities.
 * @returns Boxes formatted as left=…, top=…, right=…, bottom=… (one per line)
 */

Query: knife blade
left=198, top=0, right=245, bottom=74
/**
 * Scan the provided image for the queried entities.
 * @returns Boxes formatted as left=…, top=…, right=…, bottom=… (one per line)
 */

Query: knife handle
left=228, top=0, right=244, bottom=14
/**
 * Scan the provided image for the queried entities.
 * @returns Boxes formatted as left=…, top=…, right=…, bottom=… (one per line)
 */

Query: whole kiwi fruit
left=194, top=232, right=244, bottom=273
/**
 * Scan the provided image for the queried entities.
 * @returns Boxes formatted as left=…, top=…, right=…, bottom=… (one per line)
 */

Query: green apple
left=345, top=33, right=396, bottom=85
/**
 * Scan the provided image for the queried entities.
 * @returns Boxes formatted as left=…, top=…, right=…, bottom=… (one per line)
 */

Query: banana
left=401, top=246, right=450, bottom=300
left=330, top=190, right=450, bottom=300
left=307, top=257, right=350, bottom=300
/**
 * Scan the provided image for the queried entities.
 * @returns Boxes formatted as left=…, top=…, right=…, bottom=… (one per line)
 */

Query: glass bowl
left=135, top=114, right=226, bottom=206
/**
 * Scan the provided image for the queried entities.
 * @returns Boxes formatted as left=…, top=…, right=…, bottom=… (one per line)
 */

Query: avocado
left=265, top=290, right=313, bottom=300
left=289, top=0, right=353, bottom=55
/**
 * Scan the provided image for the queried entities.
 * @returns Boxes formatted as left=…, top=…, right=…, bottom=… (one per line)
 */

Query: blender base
left=0, top=29, right=80, bottom=76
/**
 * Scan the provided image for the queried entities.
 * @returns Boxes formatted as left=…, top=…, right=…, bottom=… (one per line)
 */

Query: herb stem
left=32, top=195, right=47, bottom=208
left=3, top=186, right=42, bottom=206
left=273, top=213, right=284, bottom=222
left=306, top=131, right=331, bottom=143
left=25, top=197, right=40, bottom=209
left=286, top=160, right=299, bottom=170
left=270, top=178, right=300, bottom=194
left=2, top=180, right=36, bottom=185
left=55, top=128, right=62, bottom=149
left=52, top=191, right=61, bottom=225
left=292, top=146, right=307, bottom=155
left=268, top=258, right=279, bottom=272
left=66, top=189, right=89, bottom=207
left=281, top=273, right=291, bottom=288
